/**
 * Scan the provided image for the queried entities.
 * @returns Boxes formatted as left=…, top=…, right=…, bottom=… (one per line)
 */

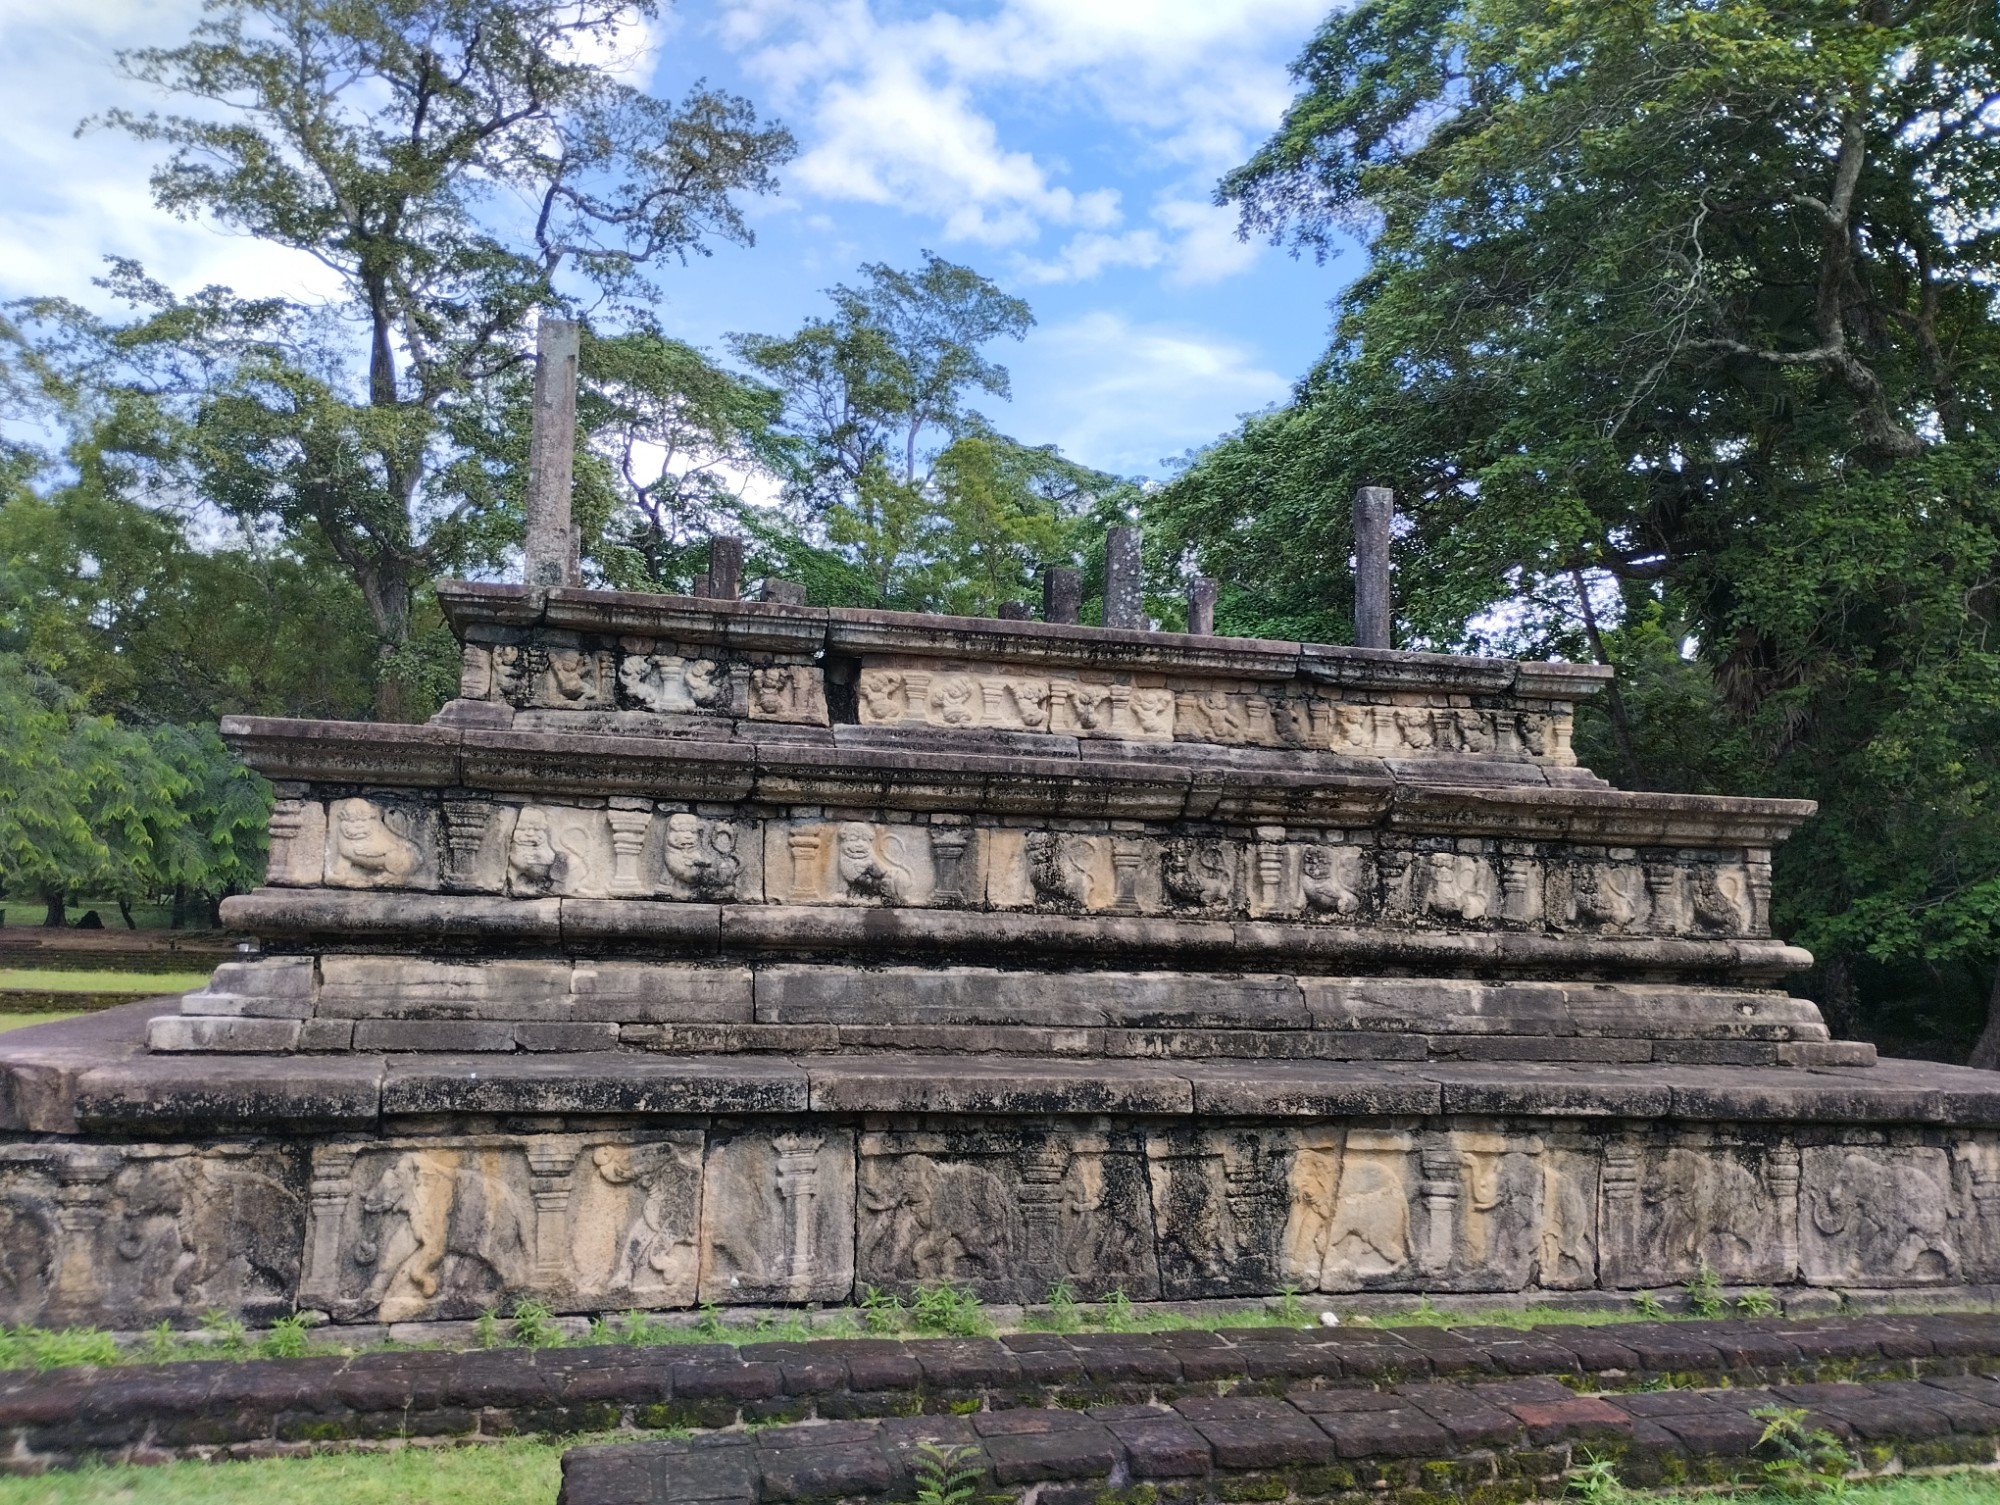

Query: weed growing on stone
left=862, top=1286, right=906, bottom=1333
left=911, top=1283, right=989, bottom=1336
left=1567, top=1454, right=1632, bottom=1505
left=912, top=1441, right=983, bottom=1505
left=1685, top=1261, right=1728, bottom=1319
left=475, top=1307, right=502, bottom=1349
left=1276, top=1286, right=1309, bottom=1325
left=261, top=1315, right=312, bottom=1359
left=1044, top=1282, right=1082, bottom=1332
left=1738, top=1288, right=1783, bottom=1318
left=1633, top=1290, right=1670, bottom=1320
left=1100, top=1289, right=1140, bottom=1332
left=1754, top=1405, right=1855, bottom=1498
left=0, top=1324, right=119, bottom=1371
left=510, top=1299, right=563, bottom=1349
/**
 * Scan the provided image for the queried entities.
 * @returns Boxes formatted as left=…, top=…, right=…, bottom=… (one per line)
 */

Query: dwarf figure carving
left=1163, top=838, right=1234, bottom=907
left=1025, top=830, right=1092, bottom=906
left=858, top=671, right=907, bottom=721
left=1426, top=852, right=1492, bottom=922
left=929, top=674, right=979, bottom=725
left=1130, top=687, right=1175, bottom=736
left=327, top=798, right=430, bottom=887
left=1301, top=844, right=1365, bottom=915
left=835, top=822, right=914, bottom=902
left=661, top=813, right=740, bottom=899
left=508, top=808, right=591, bottom=895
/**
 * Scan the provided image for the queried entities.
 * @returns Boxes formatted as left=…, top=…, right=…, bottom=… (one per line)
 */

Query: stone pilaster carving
left=1109, top=835, right=1147, bottom=915
left=1017, top=1141, right=1071, bottom=1272
left=524, top=1141, right=579, bottom=1288
left=1767, top=1141, right=1801, bottom=1282
left=929, top=825, right=975, bottom=905
left=266, top=798, right=327, bottom=886
left=302, top=1144, right=362, bottom=1310
left=788, top=828, right=824, bottom=900
left=1644, top=864, right=1684, bottom=933
left=49, top=1148, right=119, bottom=1316
left=605, top=804, right=652, bottom=897
left=1418, top=1146, right=1461, bottom=1277
left=1599, top=1140, right=1641, bottom=1287
left=1498, top=851, right=1543, bottom=926
left=459, top=642, right=493, bottom=699
left=1253, top=827, right=1289, bottom=910
left=774, top=1133, right=825, bottom=1302
left=700, top=1131, right=854, bottom=1304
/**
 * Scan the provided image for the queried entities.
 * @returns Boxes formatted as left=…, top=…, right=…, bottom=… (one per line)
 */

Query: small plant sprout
left=1737, top=1287, right=1782, bottom=1318
left=1632, top=1290, right=1669, bottom=1320
left=912, top=1440, right=983, bottom=1505
left=1100, top=1288, right=1139, bottom=1332
left=1276, top=1286, right=1308, bottom=1325
left=1683, top=1259, right=1726, bottom=1319
left=262, top=1313, right=312, bottom=1359
left=1753, top=1405, right=1854, bottom=1498
left=1568, top=1454, right=1629, bottom=1505
left=861, top=1286, right=906, bottom=1334
left=475, top=1306, right=502, bottom=1350
left=1044, top=1280, right=1081, bottom=1332
left=911, top=1281, right=988, bottom=1337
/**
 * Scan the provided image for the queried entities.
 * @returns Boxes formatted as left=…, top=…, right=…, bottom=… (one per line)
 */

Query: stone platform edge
left=2, top=1007, right=1980, bottom=1136
left=6, top=1312, right=2000, bottom=1475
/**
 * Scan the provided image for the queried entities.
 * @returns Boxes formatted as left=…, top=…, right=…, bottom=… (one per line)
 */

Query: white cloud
left=717, top=0, right=1321, bottom=283
left=1009, top=311, right=1290, bottom=474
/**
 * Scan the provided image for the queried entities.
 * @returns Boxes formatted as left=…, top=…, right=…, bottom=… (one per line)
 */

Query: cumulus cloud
left=715, top=0, right=1322, bottom=283
left=1007, top=311, right=1291, bottom=474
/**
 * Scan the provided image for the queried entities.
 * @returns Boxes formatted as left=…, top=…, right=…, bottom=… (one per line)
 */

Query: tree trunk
left=1966, top=957, right=2000, bottom=1070
left=170, top=884, right=188, bottom=931
left=41, top=893, right=66, bottom=928
left=118, top=898, right=136, bottom=930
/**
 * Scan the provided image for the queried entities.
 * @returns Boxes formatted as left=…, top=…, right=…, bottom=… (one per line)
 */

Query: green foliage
left=1632, top=1291, right=1669, bottom=1321
left=12, top=0, right=792, bottom=718
left=0, top=1324, right=120, bottom=1371
left=0, top=654, right=270, bottom=921
left=1753, top=1404, right=1856, bottom=1497
left=861, top=1285, right=907, bottom=1334
left=1155, top=0, right=2000, bottom=1053
left=1099, top=1289, right=1139, bottom=1333
left=261, top=1315, right=312, bottom=1360
left=1276, top=1287, right=1309, bottom=1326
left=1684, top=1261, right=1727, bottom=1320
left=1738, top=1289, right=1783, bottom=1319
left=912, top=1441, right=984, bottom=1505
left=1566, top=1454, right=1631, bottom=1505
left=475, top=1308, right=502, bottom=1351
left=509, top=1299, right=563, bottom=1350
left=910, top=1282, right=989, bottom=1337
left=1043, top=1281, right=1082, bottom=1334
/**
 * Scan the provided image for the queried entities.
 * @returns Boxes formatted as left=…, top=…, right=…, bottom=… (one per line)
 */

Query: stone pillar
left=1187, top=576, right=1218, bottom=636
left=1110, top=833, right=1147, bottom=915
left=50, top=1147, right=120, bottom=1316
left=300, top=1145, right=361, bottom=1310
left=525, top=318, right=581, bottom=591
left=525, top=1141, right=578, bottom=1289
left=788, top=829, right=824, bottom=900
left=1254, top=826, right=1289, bottom=910
left=707, top=536, right=745, bottom=601
left=1745, top=852, right=1774, bottom=935
left=1600, top=1142, right=1641, bottom=1286
left=1017, top=1141, right=1071, bottom=1277
left=997, top=601, right=1032, bottom=620
left=1353, top=486, right=1393, bottom=650
left=1644, top=864, right=1683, bottom=934
left=929, top=824, right=973, bottom=905
left=441, top=798, right=490, bottom=890
left=774, top=1133, right=824, bottom=1301
left=1419, top=1146, right=1461, bottom=1277
left=606, top=803, right=652, bottom=897
left=1765, top=1141, right=1801, bottom=1282
left=1498, top=850, right=1543, bottom=926
left=1104, top=527, right=1143, bottom=630
left=1044, top=567, right=1081, bottom=625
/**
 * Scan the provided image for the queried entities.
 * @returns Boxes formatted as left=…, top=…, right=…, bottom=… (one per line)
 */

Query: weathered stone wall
left=3, top=1111, right=1992, bottom=1329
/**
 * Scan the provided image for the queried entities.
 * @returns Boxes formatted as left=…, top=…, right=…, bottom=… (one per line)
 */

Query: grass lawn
left=0, top=1442, right=1996, bottom=1505
left=0, top=969, right=208, bottom=994
left=0, top=1013, right=85, bottom=1034
left=0, top=1438, right=562, bottom=1505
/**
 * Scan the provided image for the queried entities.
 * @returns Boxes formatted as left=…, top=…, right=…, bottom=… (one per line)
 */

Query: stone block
left=147, top=1016, right=302, bottom=1053
left=179, top=991, right=314, bottom=1020
left=319, top=957, right=574, bottom=1020
left=699, top=1129, right=855, bottom=1305
left=857, top=1124, right=1159, bottom=1303
left=297, top=1019, right=356, bottom=1052
left=515, top=1022, right=621, bottom=1051
left=1799, top=1145, right=1966, bottom=1287
left=352, top=1020, right=519, bottom=1052
left=571, top=964, right=754, bottom=1023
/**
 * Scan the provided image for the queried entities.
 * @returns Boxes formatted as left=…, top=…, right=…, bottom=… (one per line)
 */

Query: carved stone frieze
left=618, top=651, right=731, bottom=715
left=507, top=805, right=614, bottom=898
left=324, top=798, right=439, bottom=890
left=766, top=821, right=938, bottom=905
left=858, top=1127, right=1157, bottom=1302
left=650, top=811, right=754, bottom=900
left=746, top=666, right=830, bottom=725
left=1598, top=1133, right=1795, bottom=1288
left=266, top=798, right=327, bottom=886
left=698, top=1130, right=854, bottom=1304
left=0, top=1144, right=304, bottom=1327
left=1799, top=1144, right=1964, bottom=1286
left=1145, top=1130, right=1289, bottom=1298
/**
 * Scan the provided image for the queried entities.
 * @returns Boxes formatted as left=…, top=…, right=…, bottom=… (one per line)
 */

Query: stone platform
left=3, top=584, right=1995, bottom=1329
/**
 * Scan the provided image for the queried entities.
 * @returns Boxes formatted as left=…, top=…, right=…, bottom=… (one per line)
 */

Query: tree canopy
left=1150, top=0, right=2000, bottom=1057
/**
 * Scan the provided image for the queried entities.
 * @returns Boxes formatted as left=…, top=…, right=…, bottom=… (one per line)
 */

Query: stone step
left=6, top=1312, right=2000, bottom=1475
left=560, top=1369, right=2000, bottom=1505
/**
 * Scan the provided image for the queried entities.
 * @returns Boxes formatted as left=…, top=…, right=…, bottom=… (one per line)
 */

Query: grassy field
left=0, top=1437, right=563, bottom=1505
left=0, top=969, right=208, bottom=994
left=0, top=1013, right=84, bottom=1034
left=0, top=1441, right=1995, bottom=1505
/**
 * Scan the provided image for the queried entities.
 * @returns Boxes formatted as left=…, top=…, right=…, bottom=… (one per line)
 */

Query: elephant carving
left=1809, top=1151, right=1961, bottom=1280
left=354, top=1151, right=530, bottom=1321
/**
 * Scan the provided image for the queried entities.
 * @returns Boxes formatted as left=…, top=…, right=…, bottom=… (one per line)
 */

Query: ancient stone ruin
left=6, top=338, right=2000, bottom=1334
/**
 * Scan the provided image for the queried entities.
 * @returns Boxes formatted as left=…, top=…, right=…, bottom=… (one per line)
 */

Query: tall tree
left=20, top=0, right=792, bottom=717
left=1154, top=0, right=2000, bottom=1057
left=733, top=253, right=1034, bottom=600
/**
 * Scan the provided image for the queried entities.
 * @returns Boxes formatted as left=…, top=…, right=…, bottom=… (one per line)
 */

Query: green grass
left=0, top=969, right=208, bottom=994
left=0, top=1437, right=563, bottom=1505
left=0, top=1012, right=85, bottom=1034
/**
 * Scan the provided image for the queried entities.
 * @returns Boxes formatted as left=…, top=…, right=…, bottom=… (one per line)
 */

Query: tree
left=18, top=0, right=793, bottom=717
left=1155, top=0, right=2000, bottom=1057
left=733, top=253, right=1034, bottom=601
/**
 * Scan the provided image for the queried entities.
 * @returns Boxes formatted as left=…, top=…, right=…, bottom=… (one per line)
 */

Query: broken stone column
left=707, top=537, right=745, bottom=601
left=755, top=579, right=807, bottom=606
left=1353, top=486, right=1393, bottom=650
left=1043, top=567, right=1080, bottom=625
left=1188, top=576, right=1218, bottom=636
left=524, top=318, right=581, bottom=591
left=997, top=601, right=1032, bottom=621
left=1104, top=527, right=1143, bottom=630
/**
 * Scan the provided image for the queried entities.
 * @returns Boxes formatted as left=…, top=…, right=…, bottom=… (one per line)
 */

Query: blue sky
left=0, top=0, right=1362, bottom=480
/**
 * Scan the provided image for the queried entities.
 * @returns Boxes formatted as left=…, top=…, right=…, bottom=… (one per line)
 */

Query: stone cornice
left=222, top=715, right=1815, bottom=845
left=438, top=581, right=1613, bottom=702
